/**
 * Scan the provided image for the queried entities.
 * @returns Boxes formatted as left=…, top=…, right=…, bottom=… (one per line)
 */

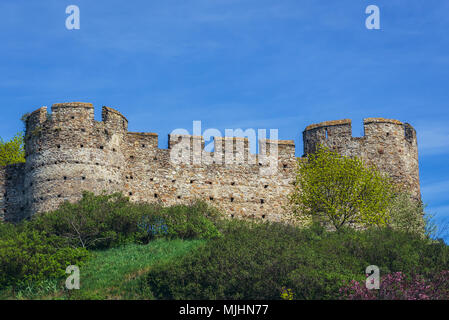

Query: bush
left=387, top=192, right=425, bottom=235
left=30, top=192, right=222, bottom=249
left=141, top=221, right=449, bottom=300
left=0, top=226, right=88, bottom=289
left=340, top=271, right=449, bottom=300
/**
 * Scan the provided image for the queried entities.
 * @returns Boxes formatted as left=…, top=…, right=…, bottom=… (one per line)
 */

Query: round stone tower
left=302, top=118, right=420, bottom=199
left=23, top=102, right=128, bottom=215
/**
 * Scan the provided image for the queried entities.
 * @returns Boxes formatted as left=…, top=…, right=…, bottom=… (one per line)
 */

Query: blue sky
left=0, top=0, right=448, bottom=238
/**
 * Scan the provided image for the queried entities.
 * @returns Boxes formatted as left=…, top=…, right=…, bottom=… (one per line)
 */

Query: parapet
left=102, top=106, right=128, bottom=132
left=304, top=119, right=352, bottom=131
left=25, top=106, right=48, bottom=131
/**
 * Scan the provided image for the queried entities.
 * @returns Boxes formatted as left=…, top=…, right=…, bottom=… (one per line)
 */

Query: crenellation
left=0, top=102, right=421, bottom=223
left=303, top=117, right=420, bottom=199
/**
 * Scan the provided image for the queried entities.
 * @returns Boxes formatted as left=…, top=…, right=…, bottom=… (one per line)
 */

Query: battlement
left=0, top=103, right=421, bottom=222
left=303, top=117, right=415, bottom=142
left=303, top=118, right=420, bottom=198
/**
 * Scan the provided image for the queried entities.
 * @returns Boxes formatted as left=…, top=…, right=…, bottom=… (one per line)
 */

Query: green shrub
left=0, top=227, right=88, bottom=289
left=142, top=221, right=449, bottom=300
left=30, top=192, right=222, bottom=249
left=387, top=192, right=425, bottom=235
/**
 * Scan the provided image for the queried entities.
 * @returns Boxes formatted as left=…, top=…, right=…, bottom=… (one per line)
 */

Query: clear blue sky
left=1, top=1, right=448, bottom=238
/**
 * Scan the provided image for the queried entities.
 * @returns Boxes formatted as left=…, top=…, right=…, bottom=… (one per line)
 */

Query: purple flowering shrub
left=339, top=271, right=449, bottom=300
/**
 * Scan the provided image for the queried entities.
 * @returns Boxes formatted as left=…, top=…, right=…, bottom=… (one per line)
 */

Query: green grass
left=74, top=238, right=204, bottom=299
left=1, top=239, right=204, bottom=300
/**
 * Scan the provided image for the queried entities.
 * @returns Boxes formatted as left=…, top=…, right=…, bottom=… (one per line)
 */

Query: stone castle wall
left=0, top=102, right=420, bottom=222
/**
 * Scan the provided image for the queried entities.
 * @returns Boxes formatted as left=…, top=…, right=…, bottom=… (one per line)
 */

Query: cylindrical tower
left=24, top=102, right=128, bottom=215
left=302, top=118, right=420, bottom=199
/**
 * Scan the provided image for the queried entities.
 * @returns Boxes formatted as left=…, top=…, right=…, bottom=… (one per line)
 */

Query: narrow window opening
left=154, top=193, right=158, bottom=198
left=260, top=199, right=265, bottom=204
left=230, top=197, right=234, bottom=202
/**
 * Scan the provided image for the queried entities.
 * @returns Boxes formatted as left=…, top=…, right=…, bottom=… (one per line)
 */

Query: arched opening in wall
left=325, top=128, right=328, bottom=139
left=154, top=193, right=158, bottom=198
left=230, top=197, right=234, bottom=202
left=262, top=215, right=266, bottom=219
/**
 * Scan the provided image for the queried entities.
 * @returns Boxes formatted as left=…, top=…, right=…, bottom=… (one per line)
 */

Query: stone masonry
left=0, top=103, right=420, bottom=222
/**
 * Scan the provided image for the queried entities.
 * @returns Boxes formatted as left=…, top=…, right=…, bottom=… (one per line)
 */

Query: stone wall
left=0, top=102, right=421, bottom=222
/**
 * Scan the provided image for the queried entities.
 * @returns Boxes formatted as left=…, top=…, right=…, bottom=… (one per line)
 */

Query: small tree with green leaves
left=0, top=132, right=26, bottom=166
left=289, top=145, right=395, bottom=230
left=387, top=191, right=425, bottom=236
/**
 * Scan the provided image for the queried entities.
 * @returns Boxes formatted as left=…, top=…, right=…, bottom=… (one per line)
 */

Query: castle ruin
left=0, top=102, right=420, bottom=222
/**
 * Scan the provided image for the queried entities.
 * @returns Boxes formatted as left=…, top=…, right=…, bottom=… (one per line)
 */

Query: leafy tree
left=0, top=132, right=26, bottom=166
left=288, top=145, right=395, bottom=230
left=387, top=191, right=425, bottom=236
